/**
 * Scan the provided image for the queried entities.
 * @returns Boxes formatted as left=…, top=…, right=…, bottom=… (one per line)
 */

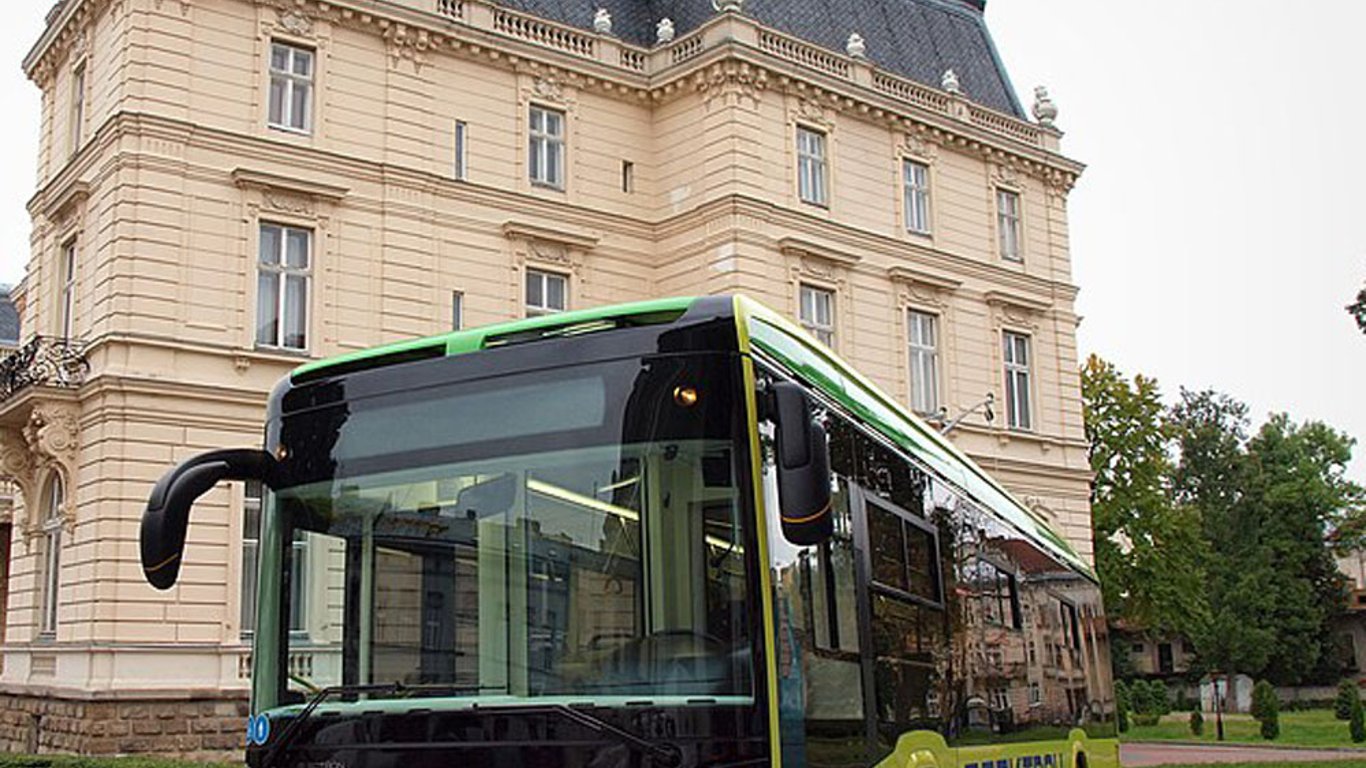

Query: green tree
left=1352, top=697, right=1366, bottom=743
left=1252, top=680, right=1279, bottom=740
left=1336, top=680, right=1359, bottom=721
left=1243, top=416, right=1362, bottom=684
left=1349, top=285, right=1366, bottom=333
left=1189, top=709, right=1203, bottom=736
left=1081, top=357, right=1208, bottom=636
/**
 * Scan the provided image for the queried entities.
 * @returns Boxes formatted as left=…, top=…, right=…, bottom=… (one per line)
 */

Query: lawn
left=1125, top=708, right=1366, bottom=749
left=1147, top=764, right=1366, bottom=768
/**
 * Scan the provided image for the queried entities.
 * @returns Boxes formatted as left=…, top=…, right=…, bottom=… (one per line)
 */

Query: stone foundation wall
left=0, top=692, right=249, bottom=758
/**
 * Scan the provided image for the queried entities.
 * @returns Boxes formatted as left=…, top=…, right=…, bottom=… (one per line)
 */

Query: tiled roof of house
left=493, top=0, right=1024, bottom=117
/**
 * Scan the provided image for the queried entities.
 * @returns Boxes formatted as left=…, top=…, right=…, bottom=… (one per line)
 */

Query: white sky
left=1, top=1, right=1363, bottom=483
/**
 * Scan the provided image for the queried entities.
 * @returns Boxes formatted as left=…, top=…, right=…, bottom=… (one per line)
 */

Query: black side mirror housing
left=141, top=448, right=275, bottom=590
left=771, top=381, right=833, bottom=546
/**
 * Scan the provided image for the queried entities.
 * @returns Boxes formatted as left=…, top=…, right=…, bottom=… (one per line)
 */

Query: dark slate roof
left=0, top=287, right=17, bottom=344
left=492, top=0, right=1024, bottom=117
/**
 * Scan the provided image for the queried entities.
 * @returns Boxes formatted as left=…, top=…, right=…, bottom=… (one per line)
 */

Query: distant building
left=6, top=0, right=1089, bottom=754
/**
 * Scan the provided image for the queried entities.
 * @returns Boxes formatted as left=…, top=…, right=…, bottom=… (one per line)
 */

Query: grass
left=1148, top=764, right=1366, bottom=768
left=1125, top=708, right=1366, bottom=749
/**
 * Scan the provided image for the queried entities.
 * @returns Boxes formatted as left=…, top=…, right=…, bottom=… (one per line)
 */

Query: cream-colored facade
left=4, top=0, right=1087, bottom=753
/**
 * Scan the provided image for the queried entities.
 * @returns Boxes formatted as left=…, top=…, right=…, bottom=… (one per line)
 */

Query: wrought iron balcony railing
left=0, top=337, right=90, bottom=404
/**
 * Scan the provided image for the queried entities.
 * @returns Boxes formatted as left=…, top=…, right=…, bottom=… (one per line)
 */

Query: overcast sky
left=1, top=1, right=1362, bottom=482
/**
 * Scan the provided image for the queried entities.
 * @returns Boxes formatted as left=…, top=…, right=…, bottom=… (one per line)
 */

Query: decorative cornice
left=983, top=289, right=1052, bottom=314
left=502, top=220, right=600, bottom=250
left=230, top=168, right=349, bottom=202
left=777, top=236, right=861, bottom=267
left=887, top=265, right=961, bottom=292
left=44, top=180, right=90, bottom=221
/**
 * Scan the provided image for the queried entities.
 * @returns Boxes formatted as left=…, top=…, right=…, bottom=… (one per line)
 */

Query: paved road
left=1122, top=742, right=1366, bottom=766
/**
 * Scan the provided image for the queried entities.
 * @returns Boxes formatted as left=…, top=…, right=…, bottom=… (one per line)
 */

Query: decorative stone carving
left=1032, top=85, right=1057, bottom=127
left=712, top=0, right=744, bottom=13
left=279, top=9, right=314, bottom=37
left=593, top=8, right=612, bottom=35
left=941, top=68, right=960, bottom=94
left=900, top=131, right=938, bottom=162
left=0, top=400, right=82, bottom=536
left=791, top=97, right=834, bottom=130
left=530, top=74, right=573, bottom=106
left=26, top=403, right=80, bottom=473
left=845, top=32, right=866, bottom=59
left=693, top=61, right=767, bottom=109
left=383, top=24, right=430, bottom=72
left=656, top=17, right=675, bottom=44
left=263, top=190, right=315, bottom=216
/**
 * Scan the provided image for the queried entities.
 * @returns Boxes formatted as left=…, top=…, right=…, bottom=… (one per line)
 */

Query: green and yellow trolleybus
left=141, top=295, right=1117, bottom=768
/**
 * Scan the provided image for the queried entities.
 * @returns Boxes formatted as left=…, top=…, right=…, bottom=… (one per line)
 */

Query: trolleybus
left=141, top=295, right=1117, bottom=767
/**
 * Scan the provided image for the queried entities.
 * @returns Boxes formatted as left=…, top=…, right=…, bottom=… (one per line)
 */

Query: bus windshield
left=261, top=353, right=756, bottom=709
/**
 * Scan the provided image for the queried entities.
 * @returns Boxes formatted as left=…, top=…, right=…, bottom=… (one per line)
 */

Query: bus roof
left=291, top=294, right=1090, bottom=578
left=733, top=296, right=1091, bottom=578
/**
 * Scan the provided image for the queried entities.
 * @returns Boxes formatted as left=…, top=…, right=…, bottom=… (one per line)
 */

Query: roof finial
left=656, top=17, right=676, bottom=43
left=941, top=68, right=961, bottom=94
left=712, top=0, right=744, bottom=14
left=593, top=7, right=612, bottom=34
left=846, top=32, right=866, bottom=59
left=1032, top=85, right=1058, bottom=127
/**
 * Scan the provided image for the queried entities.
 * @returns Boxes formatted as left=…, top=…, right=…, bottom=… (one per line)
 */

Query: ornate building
left=5, top=0, right=1087, bottom=754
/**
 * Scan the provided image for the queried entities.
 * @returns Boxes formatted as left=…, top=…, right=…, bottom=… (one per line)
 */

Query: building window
left=525, top=269, right=566, bottom=317
left=621, top=160, right=634, bottom=193
left=1003, top=330, right=1032, bottom=430
left=240, top=480, right=262, bottom=637
left=989, top=688, right=1009, bottom=711
left=997, top=188, right=1022, bottom=261
left=69, top=64, right=86, bottom=156
left=59, top=240, right=76, bottom=340
left=268, top=41, right=313, bottom=133
left=454, top=120, right=468, bottom=180
left=528, top=105, right=565, bottom=189
left=1028, top=682, right=1041, bottom=706
left=798, top=284, right=835, bottom=348
left=451, top=290, right=464, bottom=331
left=907, top=310, right=939, bottom=415
left=903, top=159, right=930, bottom=234
left=256, top=223, right=310, bottom=350
left=39, top=473, right=65, bottom=636
left=796, top=126, right=828, bottom=206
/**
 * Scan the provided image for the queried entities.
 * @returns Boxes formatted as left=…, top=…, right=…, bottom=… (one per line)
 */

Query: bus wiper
left=473, top=703, right=682, bottom=768
left=261, top=682, right=501, bottom=767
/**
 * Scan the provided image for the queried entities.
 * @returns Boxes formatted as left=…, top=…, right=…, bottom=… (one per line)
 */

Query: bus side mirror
left=772, top=381, right=833, bottom=546
left=141, top=449, right=275, bottom=590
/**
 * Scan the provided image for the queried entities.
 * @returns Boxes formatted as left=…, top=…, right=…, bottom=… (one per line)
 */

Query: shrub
left=1352, top=697, right=1366, bottom=743
left=1337, top=680, right=1360, bottom=721
left=1153, top=680, right=1171, bottom=715
left=1251, top=680, right=1278, bottom=740
left=1130, top=679, right=1155, bottom=716
left=1250, top=679, right=1277, bottom=721
left=1130, top=713, right=1161, bottom=727
left=1189, top=709, right=1203, bottom=736
left=1114, top=680, right=1131, bottom=733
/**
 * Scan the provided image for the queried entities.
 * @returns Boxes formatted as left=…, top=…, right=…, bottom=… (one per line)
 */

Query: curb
left=1124, top=739, right=1366, bottom=754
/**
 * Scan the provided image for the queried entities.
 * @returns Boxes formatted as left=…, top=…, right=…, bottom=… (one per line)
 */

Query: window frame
left=451, top=289, right=464, bottom=331
left=996, top=187, right=1022, bottom=262
left=906, top=309, right=940, bottom=416
left=454, top=119, right=468, bottom=181
left=255, top=221, right=312, bottom=352
left=240, top=480, right=262, bottom=638
left=39, top=472, right=65, bottom=637
left=59, top=239, right=76, bottom=340
left=798, top=283, right=836, bottom=349
left=903, top=159, right=931, bottom=234
left=267, top=40, right=315, bottom=135
left=795, top=125, right=829, bottom=207
left=524, top=268, right=567, bottom=317
left=1002, top=330, right=1032, bottom=431
left=528, top=104, right=566, bottom=190
left=68, top=62, right=86, bottom=157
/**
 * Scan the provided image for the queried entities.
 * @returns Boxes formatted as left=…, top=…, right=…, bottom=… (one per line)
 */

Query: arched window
left=39, top=472, right=64, bottom=635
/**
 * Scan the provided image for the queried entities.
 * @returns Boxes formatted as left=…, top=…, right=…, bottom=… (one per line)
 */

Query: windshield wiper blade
left=261, top=683, right=399, bottom=767
left=473, top=703, right=682, bottom=767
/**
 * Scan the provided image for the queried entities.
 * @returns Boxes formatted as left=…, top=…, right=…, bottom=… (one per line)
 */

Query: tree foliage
left=1083, top=368, right=1366, bottom=686
left=1349, top=285, right=1366, bottom=334
left=1336, top=680, right=1359, bottom=721
left=1081, top=356, right=1208, bottom=634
